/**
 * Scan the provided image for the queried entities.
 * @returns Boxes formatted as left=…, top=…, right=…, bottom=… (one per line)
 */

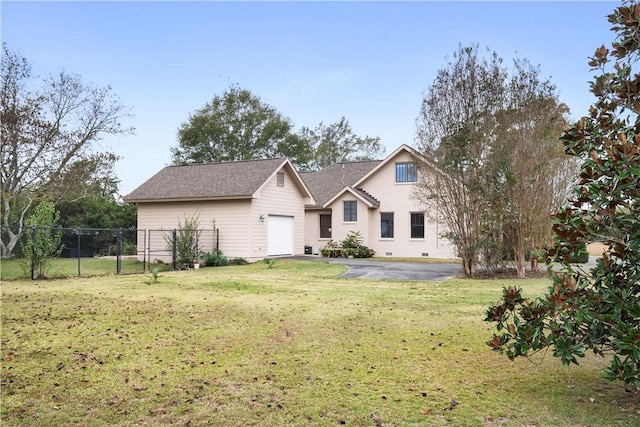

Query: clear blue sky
left=2, top=1, right=618, bottom=196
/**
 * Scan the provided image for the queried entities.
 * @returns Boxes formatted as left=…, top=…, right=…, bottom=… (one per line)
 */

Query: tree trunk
left=515, top=253, right=526, bottom=278
left=530, top=257, right=538, bottom=272
left=461, top=252, right=477, bottom=277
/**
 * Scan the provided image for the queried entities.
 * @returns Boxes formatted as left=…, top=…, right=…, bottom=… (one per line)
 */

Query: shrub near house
left=320, top=231, right=375, bottom=258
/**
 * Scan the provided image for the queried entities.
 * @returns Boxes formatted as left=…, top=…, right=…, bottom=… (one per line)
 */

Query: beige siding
left=303, top=148, right=456, bottom=259
left=253, top=165, right=307, bottom=257
left=357, top=150, right=455, bottom=258
left=320, top=193, right=373, bottom=248
left=136, top=200, right=254, bottom=262
left=135, top=164, right=310, bottom=263
left=304, top=209, right=332, bottom=253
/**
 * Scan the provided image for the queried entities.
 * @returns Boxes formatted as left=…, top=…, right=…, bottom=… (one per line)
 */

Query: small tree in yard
left=486, top=1, right=640, bottom=387
left=22, top=201, right=62, bottom=279
left=165, top=216, right=200, bottom=266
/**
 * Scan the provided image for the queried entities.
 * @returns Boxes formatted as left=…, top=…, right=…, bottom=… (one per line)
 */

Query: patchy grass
left=1, top=260, right=638, bottom=426
left=0, top=257, right=171, bottom=280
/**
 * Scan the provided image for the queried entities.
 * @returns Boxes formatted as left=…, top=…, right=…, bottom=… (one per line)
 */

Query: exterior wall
left=136, top=199, right=254, bottom=262
left=252, top=165, right=308, bottom=258
left=304, top=209, right=332, bottom=254
left=357, top=150, right=455, bottom=258
left=135, top=165, right=310, bottom=262
left=306, top=194, right=373, bottom=250
left=303, top=149, right=456, bottom=259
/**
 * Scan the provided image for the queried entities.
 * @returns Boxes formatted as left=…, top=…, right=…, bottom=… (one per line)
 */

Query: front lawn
left=0, top=257, right=170, bottom=280
left=1, top=260, right=637, bottom=426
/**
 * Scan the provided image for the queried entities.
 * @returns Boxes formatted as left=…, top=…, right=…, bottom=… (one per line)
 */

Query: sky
left=2, top=1, right=620, bottom=196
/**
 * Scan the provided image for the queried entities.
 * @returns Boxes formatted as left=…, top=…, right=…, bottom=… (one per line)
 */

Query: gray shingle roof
left=124, top=158, right=288, bottom=202
left=301, top=160, right=381, bottom=207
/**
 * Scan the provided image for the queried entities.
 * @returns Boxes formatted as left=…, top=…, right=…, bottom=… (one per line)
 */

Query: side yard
left=1, top=260, right=637, bottom=426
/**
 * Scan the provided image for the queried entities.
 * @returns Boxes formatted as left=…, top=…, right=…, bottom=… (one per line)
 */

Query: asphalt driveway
left=288, top=256, right=461, bottom=281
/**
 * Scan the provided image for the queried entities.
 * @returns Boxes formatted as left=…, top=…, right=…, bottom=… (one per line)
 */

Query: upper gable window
left=277, top=172, right=285, bottom=187
left=396, top=162, right=417, bottom=183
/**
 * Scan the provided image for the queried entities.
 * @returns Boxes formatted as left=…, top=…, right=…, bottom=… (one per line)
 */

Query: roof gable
left=323, top=186, right=381, bottom=208
left=300, top=160, right=381, bottom=207
left=301, top=145, right=424, bottom=208
left=124, top=158, right=295, bottom=202
left=353, top=144, right=424, bottom=187
left=255, top=159, right=315, bottom=202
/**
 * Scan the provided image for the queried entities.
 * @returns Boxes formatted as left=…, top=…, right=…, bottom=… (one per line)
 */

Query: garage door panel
left=267, top=215, right=294, bottom=256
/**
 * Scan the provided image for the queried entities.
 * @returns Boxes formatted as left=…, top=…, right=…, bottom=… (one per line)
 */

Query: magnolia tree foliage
left=486, top=1, right=640, bottom=386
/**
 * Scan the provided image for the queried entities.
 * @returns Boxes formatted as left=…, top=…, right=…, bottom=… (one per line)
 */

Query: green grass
left=0, top=257, right=171, bottom=280
left=1, top=260, right=638, bottom=426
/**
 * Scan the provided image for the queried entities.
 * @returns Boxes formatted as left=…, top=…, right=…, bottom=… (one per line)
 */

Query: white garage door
left=267, top=215, right=294, bottom=256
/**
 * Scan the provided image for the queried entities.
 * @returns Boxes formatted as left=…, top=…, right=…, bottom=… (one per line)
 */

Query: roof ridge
left=169, top=157, right=286, bottom=168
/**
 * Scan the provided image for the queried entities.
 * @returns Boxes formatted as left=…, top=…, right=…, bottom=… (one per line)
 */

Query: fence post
left=172, top=229, right=177, bottom=271
left=116, top=229, right=122, bottom=274
left=146, top=229, right=151, bottom=273
left=142, top=229, right=147, bottom=273
left=30, top=226, right=36, bottom=280
left=76, top=229, right=81, bottom=277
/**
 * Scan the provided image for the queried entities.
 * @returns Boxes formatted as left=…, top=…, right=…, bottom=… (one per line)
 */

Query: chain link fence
left=0, top=226, right=219, bottom=280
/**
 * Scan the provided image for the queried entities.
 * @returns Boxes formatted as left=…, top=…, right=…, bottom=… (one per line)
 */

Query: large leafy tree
left=486, top=0, right=640, bottom=386
left=0, top=43, right=133, bottom=258
left=57, top=196, right=137, bottom=230
left=488, top=59, right=575, bottom=277
left=415, top=45, right=507, bottom=276
left=415, top=45, right=574, bottom=277
left=172, top=86, right=384, bottom=171
left=297, top=117, right=385, bottom=171
left=172, top=85, right=311, bottom=167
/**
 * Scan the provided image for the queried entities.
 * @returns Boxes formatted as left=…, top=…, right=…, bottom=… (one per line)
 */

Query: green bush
left=202, top=250, right=228, bottom=267
left=22, top=202, right=63, bottom=279
left=320, top=231, right=374, bottom=259
left=164, top=216, right=200, bottom=265
left=228, top=257, right=248, bottom=265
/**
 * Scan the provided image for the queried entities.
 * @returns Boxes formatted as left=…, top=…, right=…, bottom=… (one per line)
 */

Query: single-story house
left=124, top=145, right=455, bottom=262
left=123, top=157, right=315, bottom=262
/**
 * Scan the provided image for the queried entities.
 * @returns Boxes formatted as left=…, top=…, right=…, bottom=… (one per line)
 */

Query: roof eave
left=123, top=195, right=254, bottom=203
left=322, top=186, right=377, bottom=209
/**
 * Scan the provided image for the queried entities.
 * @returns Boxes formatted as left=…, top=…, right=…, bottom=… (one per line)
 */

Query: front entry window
left=320, top=214, right=332, bottom=238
